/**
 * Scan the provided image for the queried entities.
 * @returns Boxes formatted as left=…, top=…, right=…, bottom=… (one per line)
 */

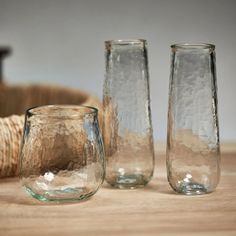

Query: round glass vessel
left=167, top=43, right=220, bottom=195
left=20, top=105, right=105, bottom=202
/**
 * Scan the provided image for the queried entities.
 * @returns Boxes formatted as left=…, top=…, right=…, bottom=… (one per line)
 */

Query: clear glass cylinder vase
left=167, top=43, right=220, bottom=195
left=103, top=39, right=155, bottom=189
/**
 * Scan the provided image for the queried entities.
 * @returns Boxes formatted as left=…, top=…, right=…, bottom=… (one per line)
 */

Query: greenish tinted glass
left=20, top=105, right=105, bottom=202
left=103, top=39, right=155, bottom=189
left=167, top=44, right=220, bottom=195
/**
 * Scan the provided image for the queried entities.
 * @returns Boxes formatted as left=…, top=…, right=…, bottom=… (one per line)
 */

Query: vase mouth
left=171, top=43, right=215, bottom=50
left=26, top=105, right=98, bottom=118
left=105, top=39, right=146, bottom=46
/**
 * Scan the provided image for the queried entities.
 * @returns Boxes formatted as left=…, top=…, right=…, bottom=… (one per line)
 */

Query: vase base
left=24, top=186, right=95, bottom=202
left=106, top=174, right=150, bottom=189
left=176, top=181, right=209, bottom=195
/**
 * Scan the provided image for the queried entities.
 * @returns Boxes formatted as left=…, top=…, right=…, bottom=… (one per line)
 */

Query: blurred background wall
left=0, top=0, right=235, bottom=142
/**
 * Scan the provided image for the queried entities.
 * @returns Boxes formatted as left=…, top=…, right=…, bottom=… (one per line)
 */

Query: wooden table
left=0, top=144, right=236, bottom=236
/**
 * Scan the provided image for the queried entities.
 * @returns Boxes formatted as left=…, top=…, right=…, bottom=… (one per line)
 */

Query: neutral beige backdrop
left=0, top=0, right=235, bottom=142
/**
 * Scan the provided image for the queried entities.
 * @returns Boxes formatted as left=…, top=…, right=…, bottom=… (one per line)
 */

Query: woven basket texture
left=0, top=84, right=102, bottom=177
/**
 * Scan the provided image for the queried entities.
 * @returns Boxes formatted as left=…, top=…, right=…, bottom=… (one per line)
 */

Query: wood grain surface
left=0, top=145, right=236, bottom=236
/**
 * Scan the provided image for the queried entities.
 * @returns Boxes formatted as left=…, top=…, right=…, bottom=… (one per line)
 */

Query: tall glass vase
left=167, top=43, right=220, bottom=195
left=103, top=39, right=154, bottom=189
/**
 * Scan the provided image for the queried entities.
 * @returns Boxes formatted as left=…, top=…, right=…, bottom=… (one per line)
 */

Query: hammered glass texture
left=167, top=44, right=220, bottom=195
left=103, top=40, right=155, bottom=188
left=20, top=105, right=105, bottom=202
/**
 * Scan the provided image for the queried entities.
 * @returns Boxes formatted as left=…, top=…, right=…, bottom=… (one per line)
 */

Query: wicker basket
left=0, top=83, right=102, bottom=178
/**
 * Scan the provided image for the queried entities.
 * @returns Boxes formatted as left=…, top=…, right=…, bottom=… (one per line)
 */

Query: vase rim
left=105, top=39, right=146, bottom=45
left=171, top=43, right=215, bottom=50
left=26, top=105, right=98, bottom=118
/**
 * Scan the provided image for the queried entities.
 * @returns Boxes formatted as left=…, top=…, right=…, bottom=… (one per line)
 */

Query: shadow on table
left=0, top=178, right=91, bottom=206
left=102, top=176, right=176, bottom=195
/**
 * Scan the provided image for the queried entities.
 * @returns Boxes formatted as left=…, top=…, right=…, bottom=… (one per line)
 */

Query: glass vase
left=167, top=43, right=220, bottom=195
left=20, top=105, right=105, bottom=202
left=103, top=39, right=155, bottom=189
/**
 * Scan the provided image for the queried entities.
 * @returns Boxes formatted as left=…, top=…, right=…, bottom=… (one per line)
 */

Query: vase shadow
left=101, top=176, right=176, bottom=195
left=0, top=178, right=92, bottom=206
